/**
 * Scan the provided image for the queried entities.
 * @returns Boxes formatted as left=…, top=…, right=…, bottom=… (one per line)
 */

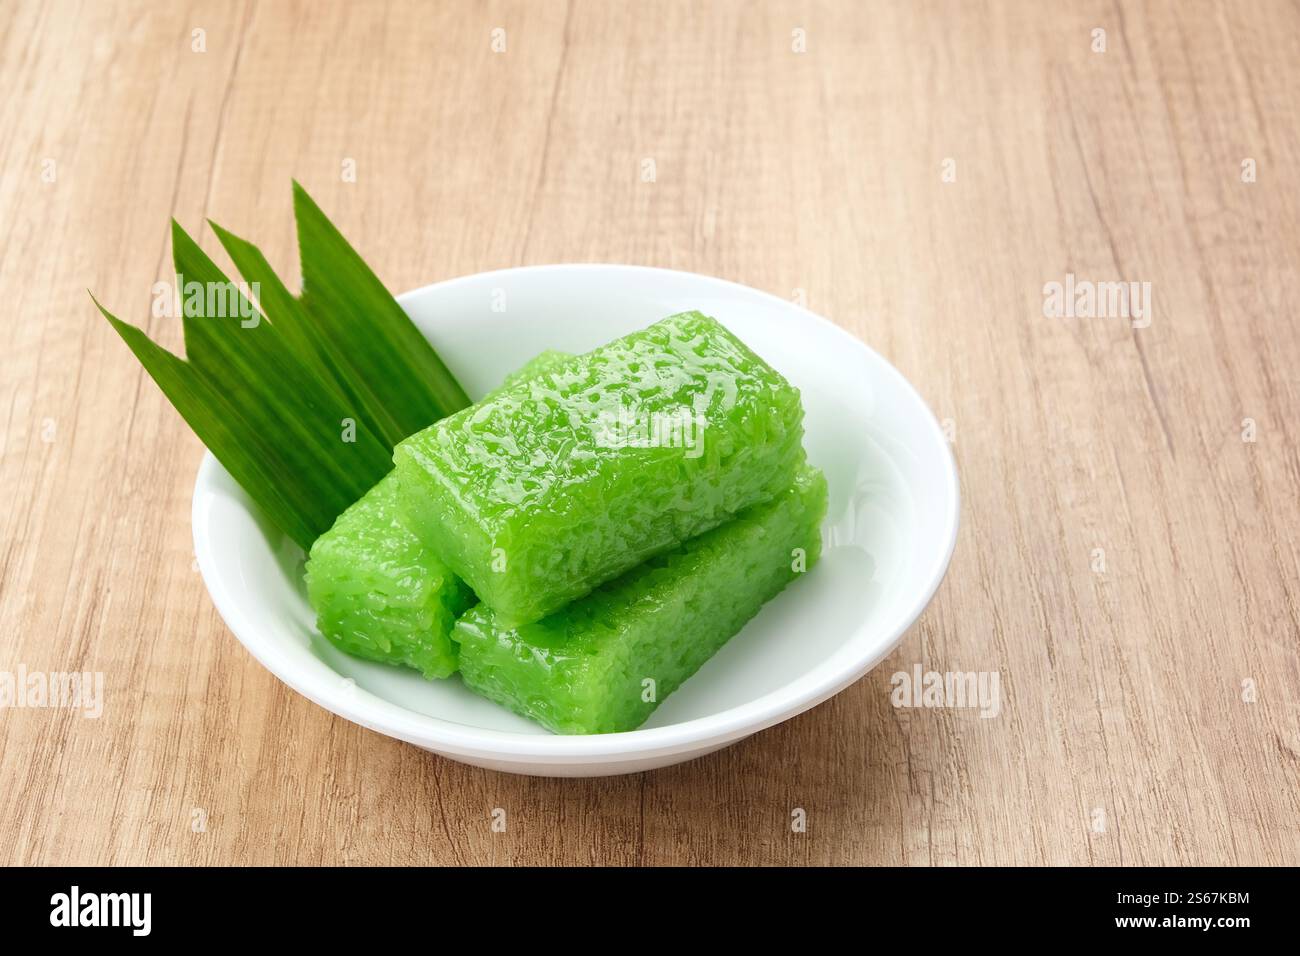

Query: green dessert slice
left=304, top=472, right=474, bottom=678
left=395, top=311, right=806, bottom=627
left=454, top=464, right=828, bottom=734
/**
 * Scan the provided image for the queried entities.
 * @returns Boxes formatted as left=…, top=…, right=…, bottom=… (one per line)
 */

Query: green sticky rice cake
left=304, top=472, right=474, bottom=678
left=394, top=311, right=806, bottom=627
left=453, top=464, right=828, bottom=734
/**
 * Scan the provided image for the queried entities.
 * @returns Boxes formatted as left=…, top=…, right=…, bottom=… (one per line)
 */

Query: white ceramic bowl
left=193, top=264, right=959, bottom=776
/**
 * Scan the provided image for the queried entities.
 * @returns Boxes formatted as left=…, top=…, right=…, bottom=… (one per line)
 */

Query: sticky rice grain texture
left=304, top=473, right=474, bottom=678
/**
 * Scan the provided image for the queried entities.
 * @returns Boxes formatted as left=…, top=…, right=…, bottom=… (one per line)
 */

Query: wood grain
left=1, top=0, right=1297, bottom=866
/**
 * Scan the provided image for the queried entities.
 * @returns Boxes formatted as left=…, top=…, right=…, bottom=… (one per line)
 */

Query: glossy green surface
left=454, top=465, right=828, bottom=734
left=395, top=311, right=806, bottom=627
left=304, top=472, right=474, bottom=678
left=484, top=349, right=576, bottom=398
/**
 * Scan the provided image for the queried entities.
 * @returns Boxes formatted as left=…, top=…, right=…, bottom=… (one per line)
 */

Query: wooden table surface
left=2, top=0, right=1298, bottom=866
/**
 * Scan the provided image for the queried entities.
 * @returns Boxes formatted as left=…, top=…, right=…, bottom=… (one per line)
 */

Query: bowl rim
left=193, top=263, right=960, bottom=763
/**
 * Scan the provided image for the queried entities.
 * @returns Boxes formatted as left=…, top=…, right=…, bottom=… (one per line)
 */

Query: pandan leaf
left=95, top=184, right=471, bottom=549
left=94, top=296, right=323, bottom=548
left=293, top=181, right=469, bottom=444
left=207, top=220, right=340, bottom=388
